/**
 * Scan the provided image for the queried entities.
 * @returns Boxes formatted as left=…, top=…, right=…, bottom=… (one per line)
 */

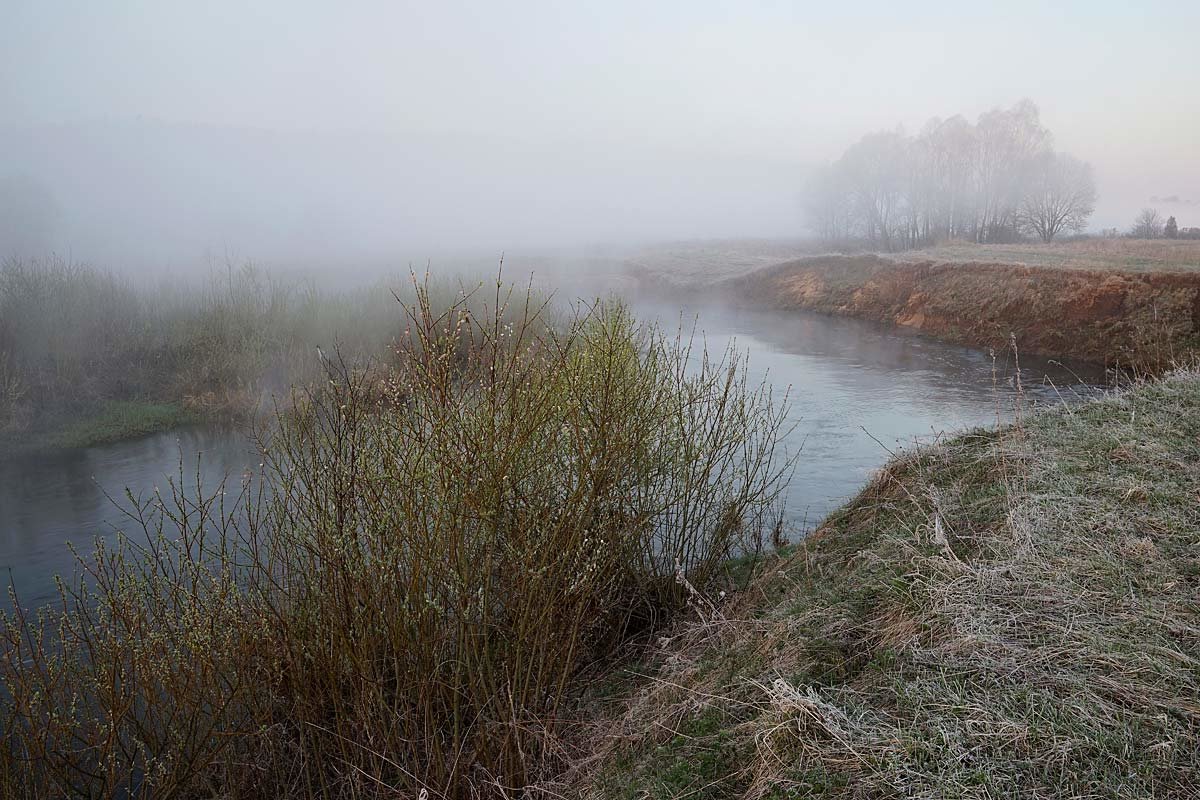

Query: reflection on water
left=632, top=302, right=1106, bottom=529
left=0, top=304, right=1106, bottom=609
left=0, top=426, right=259, bottom=608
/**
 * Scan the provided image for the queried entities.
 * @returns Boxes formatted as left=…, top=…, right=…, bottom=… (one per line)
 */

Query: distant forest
left=805, top=100, right=1097, bottom=249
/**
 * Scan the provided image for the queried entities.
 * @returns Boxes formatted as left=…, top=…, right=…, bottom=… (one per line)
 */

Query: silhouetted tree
left=802, top=100, right=1093, bottom=251
left=972, top=99, right=1050, bottom=242
left=1130, top=208, right=1163, bottom=239
left=1014, top=152, right=1096, bottom=242
left=1164, top=215, right=1178, bottom=239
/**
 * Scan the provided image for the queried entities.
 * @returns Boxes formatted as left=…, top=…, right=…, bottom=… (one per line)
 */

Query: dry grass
left=888, top=239, right=1200, bottom=273
left=620, top=239, right=1200, bottom=297
left=577, top=368, right=1200, bottom=798
left=728, top=254, right=1200, bottom=370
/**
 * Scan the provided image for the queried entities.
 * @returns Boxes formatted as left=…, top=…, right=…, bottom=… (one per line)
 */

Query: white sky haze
left=3, top=1, right=1198, bottom=267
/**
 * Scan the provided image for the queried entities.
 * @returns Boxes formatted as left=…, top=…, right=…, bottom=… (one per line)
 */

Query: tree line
left=1123, top=209, right=1200, bottom=240
left=805, top=100, right=1097, bottom=250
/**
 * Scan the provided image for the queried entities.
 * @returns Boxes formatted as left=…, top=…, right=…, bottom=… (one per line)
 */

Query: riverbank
left=0, top=400, right=203, bottom=456
left=578, top=369, right=1200, bottom=797
left=728, top=250, right=1200, bottom=370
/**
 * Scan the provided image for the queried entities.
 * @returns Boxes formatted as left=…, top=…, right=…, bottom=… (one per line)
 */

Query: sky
left=2, top=1, right=1198, bottom=269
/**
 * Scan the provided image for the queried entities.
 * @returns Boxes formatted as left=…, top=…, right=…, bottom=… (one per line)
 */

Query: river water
left=0, top=303, right=1106, bottom=609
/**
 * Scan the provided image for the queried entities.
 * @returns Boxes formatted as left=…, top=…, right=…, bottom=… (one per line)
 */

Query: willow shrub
left=0, top=280, right=792, bottom=798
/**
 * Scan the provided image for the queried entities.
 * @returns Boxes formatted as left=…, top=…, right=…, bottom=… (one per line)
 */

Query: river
left=0, top=303, right=1106, bottom=609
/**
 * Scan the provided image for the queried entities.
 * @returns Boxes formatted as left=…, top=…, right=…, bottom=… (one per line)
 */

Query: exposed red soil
left=730, top=255, right=1200, bottom=369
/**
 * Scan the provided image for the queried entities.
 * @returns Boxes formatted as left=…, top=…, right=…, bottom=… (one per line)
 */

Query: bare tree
left=921, top=115, right=977, bottom=241
left=840, top=130, right=908, bottom=251
left=1014, top=152, right=1096, bottom=242
left=1165, top=216, right=1178, bottom=239
left=802, top=165, right=856, bottom=245
left=802, top=100, right=1094, bottom=252
left=1130, top=208, right=1163, bottom=238
left=973, top=99, right=1050, bottom=242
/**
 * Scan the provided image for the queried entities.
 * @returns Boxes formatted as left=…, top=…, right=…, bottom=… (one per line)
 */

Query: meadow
left=882, top=238, right=1200, bottom=273
left=620, top=239, right=1200, bottom=292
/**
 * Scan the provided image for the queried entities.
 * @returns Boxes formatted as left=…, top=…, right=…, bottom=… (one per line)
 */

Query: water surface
left=0, top=304, right=1105, bottom=608
left=633, top=301, right=1105, bottom=527
left=1, top=426, right=259, bottom=608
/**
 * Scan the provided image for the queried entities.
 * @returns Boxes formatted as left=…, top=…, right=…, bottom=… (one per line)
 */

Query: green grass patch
left=51, top=400, right=200, bottom=449
left=1, top=400, right=200, bottom=457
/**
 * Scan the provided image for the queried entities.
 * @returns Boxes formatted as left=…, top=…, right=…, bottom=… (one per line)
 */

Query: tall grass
left=0, top=279, right=792, bottom=797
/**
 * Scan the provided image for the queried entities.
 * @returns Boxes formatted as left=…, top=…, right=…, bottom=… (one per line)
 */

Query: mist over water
left=0, top=119, right=806, bottom=272
left=0, top=2, right=1186, bottom=607
left=0, top=301, right=1105, bottom=610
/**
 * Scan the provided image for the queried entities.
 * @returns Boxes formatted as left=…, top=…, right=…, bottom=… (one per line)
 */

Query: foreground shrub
left=0, top=281, right=791, bottom=797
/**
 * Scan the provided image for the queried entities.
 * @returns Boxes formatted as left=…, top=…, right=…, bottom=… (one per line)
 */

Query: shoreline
left=723, top=255, right=1200, bottom=370
left=621, top=239, right=1200, bottom=372
left=580, top=367, right=1200, bottom=795
left=0, top=400, right=204, bottom=458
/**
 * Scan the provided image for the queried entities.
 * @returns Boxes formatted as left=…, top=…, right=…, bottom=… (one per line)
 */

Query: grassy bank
left=731, top=253, right=1200, bottom=370
left=0, top=400, right=200, bottom=455
left=577, top=369, right=1200, bottom=798
left=623, top=239, right=1200, bottom=292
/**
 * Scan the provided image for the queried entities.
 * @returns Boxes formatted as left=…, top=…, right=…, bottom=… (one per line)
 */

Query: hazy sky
left=3, top=1, right=1198, bottom=266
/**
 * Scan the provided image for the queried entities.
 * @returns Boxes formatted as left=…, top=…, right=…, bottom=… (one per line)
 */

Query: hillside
left=578, top=371, right=1200, bottom=798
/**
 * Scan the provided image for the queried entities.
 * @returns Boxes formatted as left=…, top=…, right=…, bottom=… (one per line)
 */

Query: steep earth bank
left=729, top=255, right=1200, bottom=369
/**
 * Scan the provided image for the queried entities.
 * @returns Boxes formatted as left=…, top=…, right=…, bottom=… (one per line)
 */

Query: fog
left=3, top=1, right=1198, bottom=271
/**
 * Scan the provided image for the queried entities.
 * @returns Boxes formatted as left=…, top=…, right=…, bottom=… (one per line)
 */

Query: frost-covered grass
left=579, top=369, right=1200, bottom=798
